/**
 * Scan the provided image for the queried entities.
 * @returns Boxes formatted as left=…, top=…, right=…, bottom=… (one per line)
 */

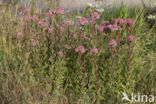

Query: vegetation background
left=0, top=0, right=155, bottom=104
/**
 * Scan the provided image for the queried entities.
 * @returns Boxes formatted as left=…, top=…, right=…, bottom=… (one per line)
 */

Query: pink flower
left=23, top=15, right=31, bottom=22
left=128, top=34, right=135, bottom=42
left=82, top=35, right=90, bottom=41
left=102, top=21, right=110, bottom=26
left=16, top=32, right=24, bottom=39
left=64, top=21, right=72, bottom=27
left=113, top=18, right=125, bottom=25
left=75, top=45, right=87, bottom=53
left=32, top=16, right=39, bottom=22
left=38, top=19, right=47, bottom=28
left=90, top=47, right=99, bottom=54
left=77, top=17, right=89, bottom=25
left=21, top=6, right=30, bottom=13
left=58, top=51, right=63, bottom=57
left=31, top=40, right=37, bottom=47
left=90, top=12, right=100, bottom=20
left=35, top=10, right=40, bottom=14
left=64, top=44, right=72, bottom=50
left=45, top=11, right=53, bottom=16
left=48, top=27, right=53, bottom=34
left=97, top=25, right=104, bottom=32
left=109, top=39, right=117, bottom=48
left=55, top=8, right=65, bottom=15
left=0, top=1, right=4, bottom=6
left=108, top=24, right=120, bottom=31
left=126, top=18, right=135, bottom=27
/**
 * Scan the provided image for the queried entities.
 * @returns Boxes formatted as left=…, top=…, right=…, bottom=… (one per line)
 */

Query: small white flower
left=87, top=3, right=94, bottom=8
left=95, top=4, right=99, bottom=8
left=147, top=15, right=156, bottom=20
left=96, top=8, right=104, bottom=13
left=76, top=16, right=82, bottom=19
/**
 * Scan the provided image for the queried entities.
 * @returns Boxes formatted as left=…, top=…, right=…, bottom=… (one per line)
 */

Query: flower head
left=75, top=45, right=87, bottom=53
left=87, top=3, right=94, bottom=8
left=97, top=25, right=104, bottom=32
left=38, top=19, right=47, bottom=28
left=64, top=21, right=72, bottom=27
left=96, top=8, right=104, bottom=13
left=126, top=18, right=135, bottom=27
left=90, top=47, right=99, bottom=54
left=108, top=24, right=120, bottom=31
left=90, top=12, right=100, bottom=20
left=109, top=39, right=117, bottom=48
left=23, top=15, right=31, bottom=22
left=77, top=17, right=89, bottom=25
left=48, top=27, right=53, bottom=34
left=31, top=40, right=37, bottom=47
left=82, top=35, right=90, bottom=41
left=21, top=6, right=30, bottom=13
left=101, top=21, right=110, bottom=26
left=58, top=51, right=63, bottom=57
left=55, top=8, right=65, bottom=15
left=16, top=32, right=24, bottom=39
left=0, top=1, right=4, bottom=6
left=45, top=11, right=53, bottom=17
left=32, top=16, right=39, bottom=22
left=128, top=34, right=135, bottom=42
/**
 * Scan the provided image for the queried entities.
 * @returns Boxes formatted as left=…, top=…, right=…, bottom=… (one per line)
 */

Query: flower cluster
left=90, top=47, right=99, bottom=54
left=75, top=46, right=87, bottom=53
left=77, top=17, right=89, bottom=26
left=90, top=12, right=100, bottom=20
left=21, top=6, right=30, bottom=13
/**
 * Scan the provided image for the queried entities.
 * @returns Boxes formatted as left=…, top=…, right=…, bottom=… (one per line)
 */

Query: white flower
left=76, top=16, right=82, bottom=19
left=87, top=3, right=94, bottom=8
left=96, top=8, right=104, bottom=13
left=147, top=15, right=156, bottom=20
left=95, top=4, right=99, bottom=8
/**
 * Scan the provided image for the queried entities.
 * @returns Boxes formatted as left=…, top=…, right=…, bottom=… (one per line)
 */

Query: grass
left=0, top=1, right=156, bottom=104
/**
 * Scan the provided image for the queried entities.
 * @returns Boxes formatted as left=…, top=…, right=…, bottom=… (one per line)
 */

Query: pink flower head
left=35, top=10, right=40, bottom=14
left=38, top=19, right=47, bottom=28
left=108, top=24, right=120, bottom=31
left=58, top=51, right=63, bottom=57
left=90, top=47, right=99, bottom=54
left=31, top=40, right=37, bottom=47
left=21, top=6, right=30, bottom=13
left=126, top=18, right=135, bottom=27
left=56, top=8, right=65, bottom=15
left=90, top=12, right=100, bottom=20
left=48, top=27, right=53, bottom=34
left=102, top=21, right=110, bottom=26
left=32, top=16, right=39, bottom=22
left=45, top=11, right=53, bottom=17
left=82, top=35, right=90, bottom=41
left=97, top=25, right=104, bottom=32
left=75, top=45, right=87, bottom=53
left=23, top=15, right=31, bottom=22
left=0, top=1, right=4, bottom=6
left=64, top=21, right=72, bottom=27
left=77, top=17, right=89, bottom=26
left=16, top=32, right=24, bottom=39
left=64, top=44, right=72, bottom=50
left=128, top=34, right=135, bottom=42
left=109, top=39, right=117, bottom=48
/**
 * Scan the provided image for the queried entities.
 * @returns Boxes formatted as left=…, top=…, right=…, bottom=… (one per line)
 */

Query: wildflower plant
left=0, top=2, right=154, bottom=104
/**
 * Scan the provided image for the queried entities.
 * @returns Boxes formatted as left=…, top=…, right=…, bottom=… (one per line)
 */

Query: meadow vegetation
left=0, top=0, right=155, bottom=104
